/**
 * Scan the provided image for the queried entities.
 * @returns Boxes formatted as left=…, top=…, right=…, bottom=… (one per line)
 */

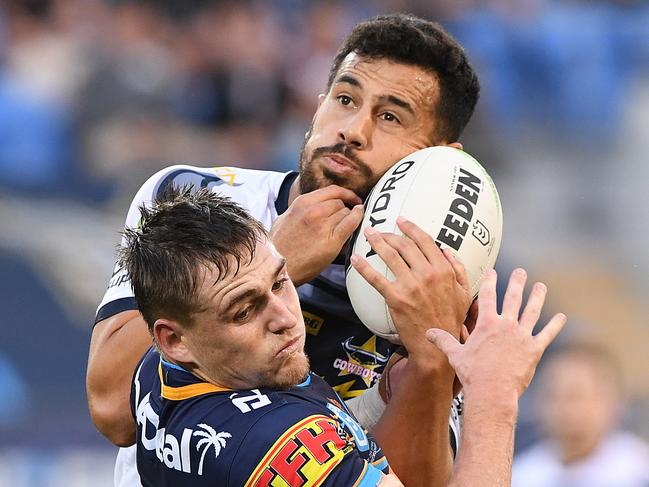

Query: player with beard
left=89, top=13, right=482, bottom=486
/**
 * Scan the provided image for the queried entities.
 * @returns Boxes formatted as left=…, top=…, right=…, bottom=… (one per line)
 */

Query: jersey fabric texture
left=133, top=348, right=389, bottom=487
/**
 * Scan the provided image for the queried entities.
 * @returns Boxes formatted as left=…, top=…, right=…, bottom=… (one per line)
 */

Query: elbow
left=105, top=428, right=136, bottom=448
left=87, top=386, right=136, bottom=447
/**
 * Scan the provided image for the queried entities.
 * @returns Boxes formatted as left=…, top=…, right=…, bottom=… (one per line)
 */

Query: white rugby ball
left=346, top=146, right=503, bottom=342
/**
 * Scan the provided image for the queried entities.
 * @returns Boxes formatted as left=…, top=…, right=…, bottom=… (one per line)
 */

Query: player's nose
left=337, top=108, right=372, bottom=150
left=266, top=294, right=298, bottom=333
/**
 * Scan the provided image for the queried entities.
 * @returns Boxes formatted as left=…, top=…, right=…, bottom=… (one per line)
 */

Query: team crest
left=332, top=336, right=389, bottom=394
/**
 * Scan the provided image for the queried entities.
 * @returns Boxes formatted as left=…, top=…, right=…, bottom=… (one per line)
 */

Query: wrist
left=345, top=381, right=386, bottom=431
left=463, top=388, right=519, bottom=425
left=399, top=353, right=456, bottom=401
left=406, top=346, right=455, bottom=378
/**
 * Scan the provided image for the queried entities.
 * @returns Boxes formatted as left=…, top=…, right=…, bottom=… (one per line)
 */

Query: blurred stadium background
left=0, top=0, right=648, bottom=485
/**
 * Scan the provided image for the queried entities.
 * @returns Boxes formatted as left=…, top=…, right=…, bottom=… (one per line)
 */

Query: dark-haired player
left=122, top=187, right=396, bottom=486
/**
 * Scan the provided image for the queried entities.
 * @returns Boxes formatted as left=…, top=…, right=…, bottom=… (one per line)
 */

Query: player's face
left=183, top=238, right=309, bottom=390
left=299, top=54, right=441, bottom=199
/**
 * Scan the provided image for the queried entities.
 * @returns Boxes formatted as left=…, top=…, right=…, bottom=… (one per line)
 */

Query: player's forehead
left=198, top=238, right=284, bottom=305
left=331, top=53, right=439, bottom=113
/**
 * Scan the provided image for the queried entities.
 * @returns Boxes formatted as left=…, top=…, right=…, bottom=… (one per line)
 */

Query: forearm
left=449, top=391, right=518, bottom=487
left=86, top=310, right=151, bottom=446
left=372, top=355, right=454, bottom=487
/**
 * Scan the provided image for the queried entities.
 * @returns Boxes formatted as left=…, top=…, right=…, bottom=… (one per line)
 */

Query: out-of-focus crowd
left=1, top=0, right=647, bottom=200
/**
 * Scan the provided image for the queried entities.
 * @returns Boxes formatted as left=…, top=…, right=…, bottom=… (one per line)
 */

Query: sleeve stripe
left=94, top=297, right=138, bottom=325
left=354, top=463, right=384, bottom=487
left=372, top=457, right=388, bottom=471
left=274, top=171, right=298, bottom=215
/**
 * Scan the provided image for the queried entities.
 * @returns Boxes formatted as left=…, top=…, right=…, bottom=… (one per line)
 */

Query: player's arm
left=351, top=217, right=472, bottom=487
left=87, top=309, right=150, bottom=446
left=426, top=268, right=566, bottom=486
left=270, top=184, right=364, bottom=285
left=86, top=169, right=174, bottom=446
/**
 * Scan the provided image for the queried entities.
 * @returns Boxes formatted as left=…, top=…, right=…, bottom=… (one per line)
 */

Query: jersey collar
left=275, top=171, right=299, bottom=215
left=158, top=358, right=231, bottom=401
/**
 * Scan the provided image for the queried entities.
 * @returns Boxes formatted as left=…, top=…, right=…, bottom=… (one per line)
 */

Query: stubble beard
left=265, top=350, right=311, bottom=390
left=298, top=131, right=376, bottom=200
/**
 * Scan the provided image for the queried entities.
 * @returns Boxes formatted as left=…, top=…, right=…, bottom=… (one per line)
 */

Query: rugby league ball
left=346, top=146, right=503, bottom=342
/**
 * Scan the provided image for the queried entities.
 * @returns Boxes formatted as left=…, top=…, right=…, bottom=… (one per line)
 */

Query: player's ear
left=153, top=319, right=195, bottom=364
left=304, top=94, right=327, bottom=140
left=446, top=141, right=463, bottom=151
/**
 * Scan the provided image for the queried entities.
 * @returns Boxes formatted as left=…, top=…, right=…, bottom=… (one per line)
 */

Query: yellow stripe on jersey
left=158, top=363, right=230, bottom=401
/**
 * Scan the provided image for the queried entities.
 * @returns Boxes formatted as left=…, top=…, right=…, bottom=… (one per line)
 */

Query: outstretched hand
left=426, top=268, right=566, bottom=402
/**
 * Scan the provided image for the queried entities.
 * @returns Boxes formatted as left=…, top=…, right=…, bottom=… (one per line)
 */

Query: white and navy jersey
left=132, top=348, right=389, bottom=486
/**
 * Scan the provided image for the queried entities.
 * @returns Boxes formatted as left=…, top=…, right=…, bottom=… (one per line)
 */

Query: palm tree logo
left=193, top=424, right=232, bottom=476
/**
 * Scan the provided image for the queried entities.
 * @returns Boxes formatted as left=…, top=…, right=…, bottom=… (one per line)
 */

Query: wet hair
left=327, top=13, right=480, bottom=142
left=118, top=184, right=265, bottom=334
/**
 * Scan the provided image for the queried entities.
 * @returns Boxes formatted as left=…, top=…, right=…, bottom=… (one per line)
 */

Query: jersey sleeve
left=229, top=402, right=387, bottom=487
left=94, top=165, right=237, bottom=323
left=94, top=165, right=290, bottom=325
left=94, top=167, right=172, bottom=323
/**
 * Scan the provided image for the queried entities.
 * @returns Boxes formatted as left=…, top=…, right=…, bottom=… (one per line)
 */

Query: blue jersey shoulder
left=132, top=350, right=388, bottom=487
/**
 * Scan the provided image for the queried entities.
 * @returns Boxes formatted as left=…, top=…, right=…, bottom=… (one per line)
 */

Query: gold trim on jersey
left=158, top=363, right=230, bottom=401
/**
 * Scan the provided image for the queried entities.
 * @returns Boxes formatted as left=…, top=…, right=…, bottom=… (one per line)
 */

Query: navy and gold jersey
left=132, top=348, right=389, bottom=487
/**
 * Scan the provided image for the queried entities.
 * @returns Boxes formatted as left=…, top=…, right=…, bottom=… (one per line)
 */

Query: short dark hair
left=118, top=185, right=265, bottom=334
left=327, top=13, right=480, bottom=142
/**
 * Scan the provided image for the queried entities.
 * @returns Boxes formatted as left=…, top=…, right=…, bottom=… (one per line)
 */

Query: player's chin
left=334, top=172, right=377, bottom=199
left=268, top=352, right=310, bottom=389
left=320, top=169, right=371, bottom=200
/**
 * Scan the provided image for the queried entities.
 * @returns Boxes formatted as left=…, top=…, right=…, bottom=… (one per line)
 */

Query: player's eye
left=380, top=112, right=400, bottom=124
left=272, top=278, right=288, bottom=292
left=337, top=95, right=353, bottom=106
left=234, top=306, right=253, bottom=323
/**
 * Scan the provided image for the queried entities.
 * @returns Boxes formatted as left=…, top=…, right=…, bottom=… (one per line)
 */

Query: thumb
left=334, top=204, right=364, bottom=241
left=425, top=328, right=460, bottom=358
